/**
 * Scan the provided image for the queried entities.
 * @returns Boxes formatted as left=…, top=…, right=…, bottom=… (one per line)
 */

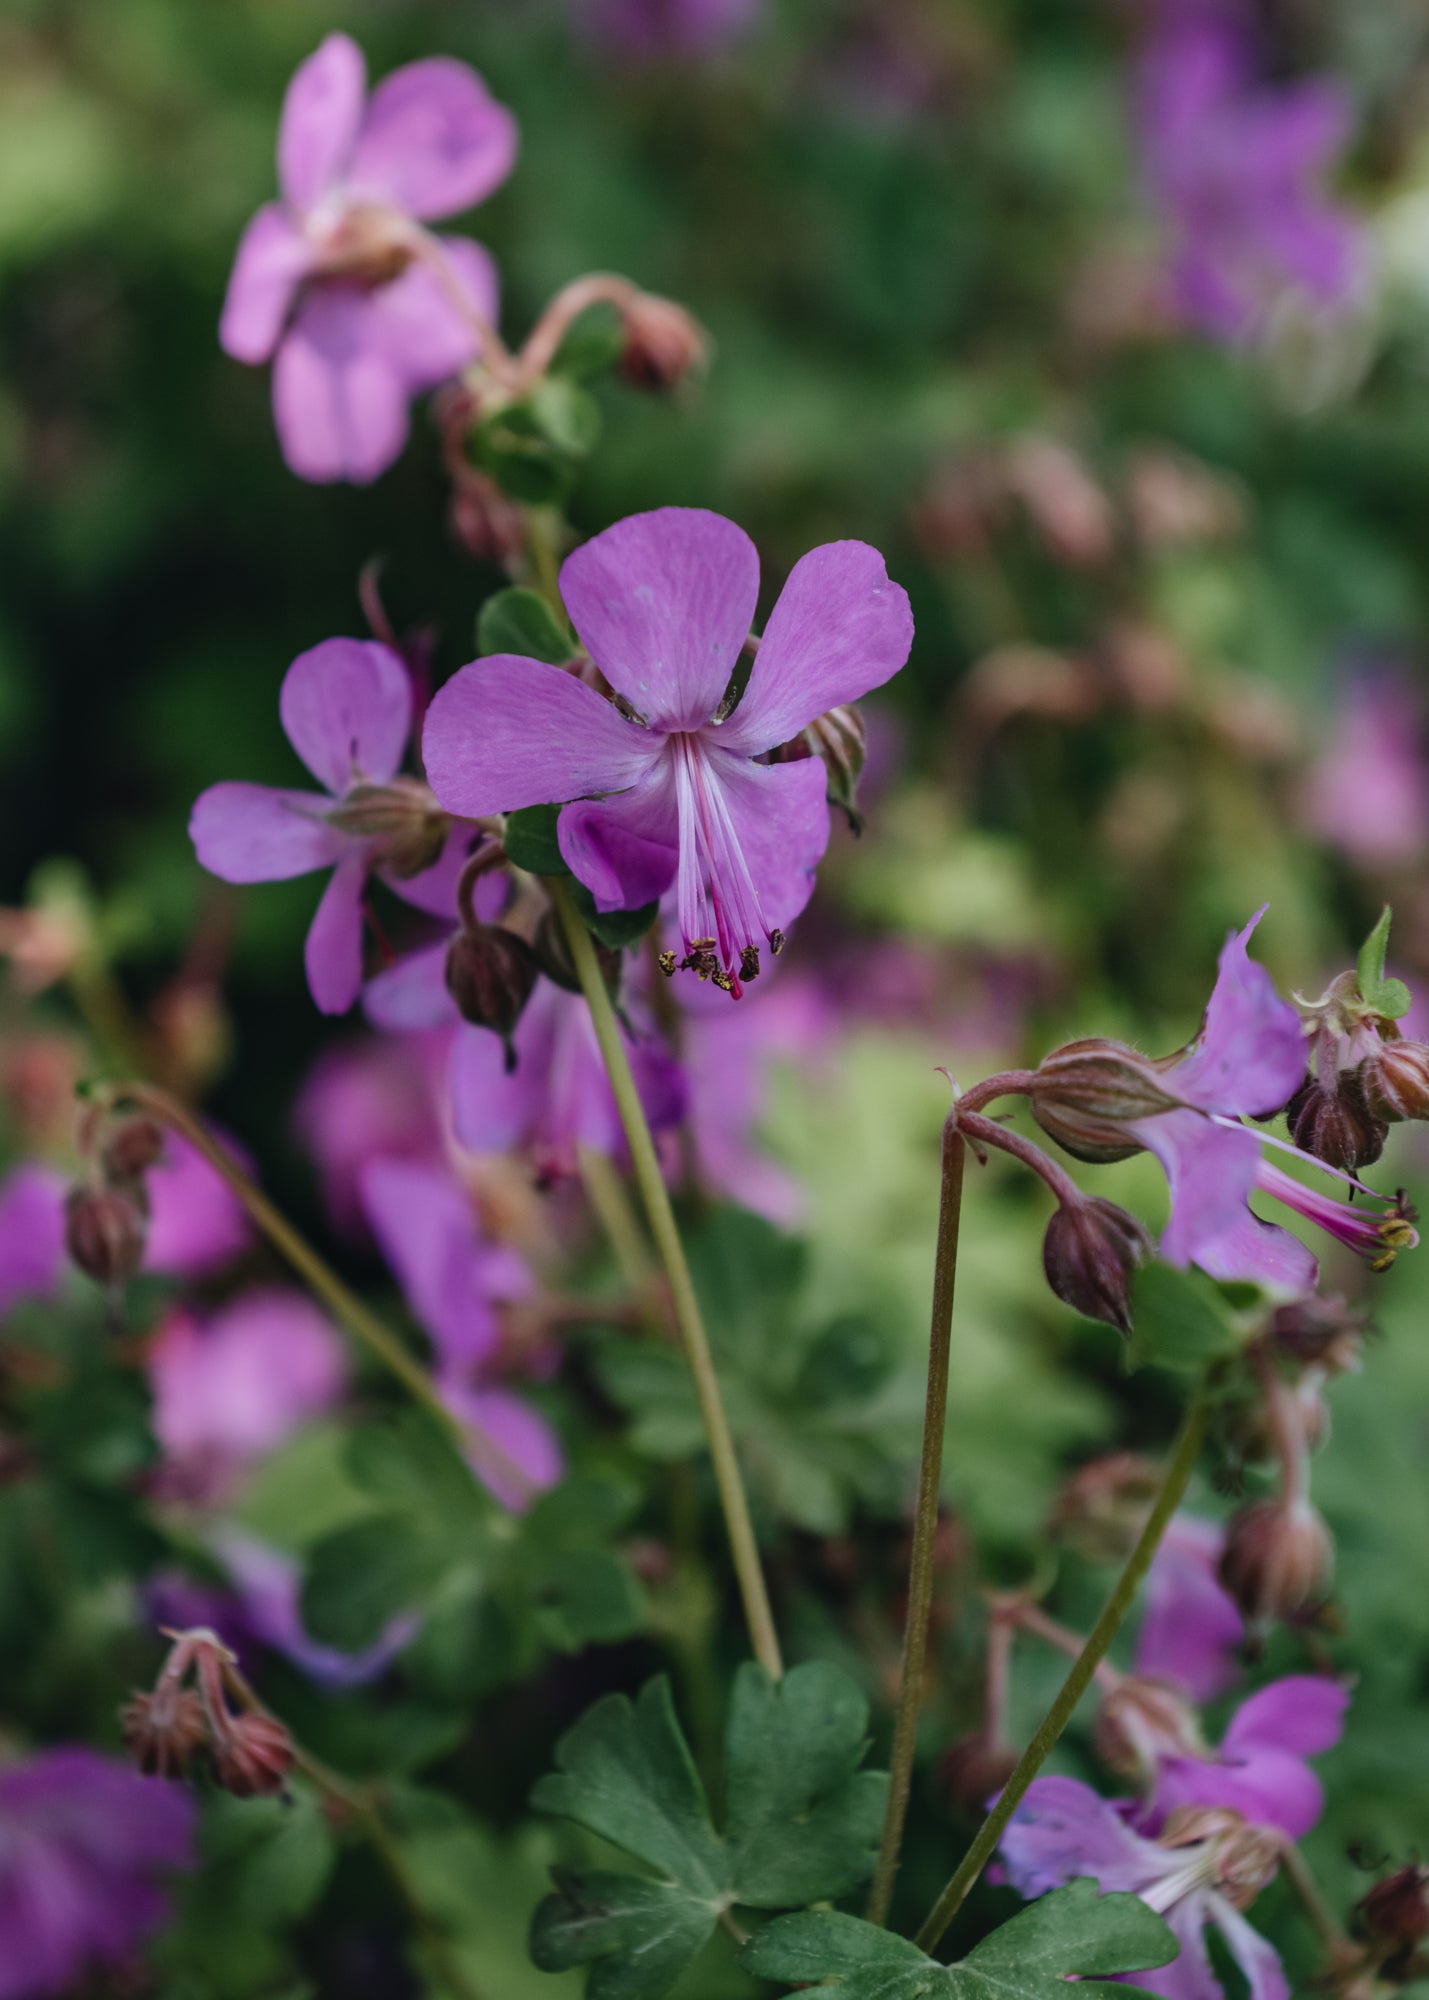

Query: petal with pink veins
left=189, top=783, right=347, bottom=883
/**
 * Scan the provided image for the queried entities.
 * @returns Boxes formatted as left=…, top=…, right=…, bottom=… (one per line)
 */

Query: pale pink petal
left=559, top=507, right=760, bottom=730
left=1209, top=1899, right=1289, bottom=2000
left=189, top=782, right=347, bottom=883
left=1135, top=1111, right=1318, bottom=1291
left=272, top=288, right=411, bottom=485
left=280, top=637, right=411, bottom=794
left=701, top=745, right=830, bottom=934
left=219, top=205, right=313, bottom=363
left=347, top=58, right=517, bottom=220
left=423, top=654, right=660, bottom=818
left=557, top=756, right=680, bottom=912
left=1136, top=1515, right=1244, bottom=1703
left=364, top=941, right=459, bottom=1032
left=305, top=850, right=369, bottom=1015
left=149, top=1291, right=347, bottom=1466
left=279, top=33, right=366, bottom=210
left=718, top=540, right=913, bottom=755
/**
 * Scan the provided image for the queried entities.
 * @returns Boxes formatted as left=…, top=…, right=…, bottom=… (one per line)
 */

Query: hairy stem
left=867, top=1116, right=966, bottom=1927
left=915, top=1394, right=1210, bottom=1954
left=549, top=878, right=783, bottom=1681
left=95, top=1082, right=533, bottom=1505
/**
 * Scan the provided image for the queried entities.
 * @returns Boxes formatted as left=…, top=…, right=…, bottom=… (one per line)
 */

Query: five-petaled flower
left=221, top=32, right=516, bottom=482
left=189, top=637, right=459, bottom=1014
left=422, top=507, right=913, bottom=995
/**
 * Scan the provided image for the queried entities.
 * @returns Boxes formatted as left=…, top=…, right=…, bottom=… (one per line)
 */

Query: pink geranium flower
left=190, top=637, right=460, bottom=1013
left=1136, top=1515, right=1245, bottom=1705
left=422, top=507, right=913, bottom=995
left=1147, top=1675, right=1349, bottom=1842
left=221, top=33, right=516, bottom=482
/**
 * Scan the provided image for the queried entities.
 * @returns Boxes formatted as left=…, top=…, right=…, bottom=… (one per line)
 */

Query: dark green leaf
left=300, top=1513, right=451, bottom=1651
left=505, top=803, right=569, bottom=875
left=567, top=878, right=660, bottom=947
left=531, top=1872, right=715, bottom=2000
left=344, top=1412, right=489, bottom=1530
left=477, top=586, right=574, bottom=665
left=1128, top=1261, right=1240, bottom=1371
left=740, top=1881, right=1177, bottom=1997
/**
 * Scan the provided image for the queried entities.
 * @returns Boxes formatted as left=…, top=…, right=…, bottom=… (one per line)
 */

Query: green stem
left=867, top=1116, right=965, bottom=1927
left=914, top=1395, right=1210, bottom=1954
left=97, top=1082, right=534, bottom=1507
left=526, top=507, right=564, bottom=615
left=549, top=878, right=784, bottom=1681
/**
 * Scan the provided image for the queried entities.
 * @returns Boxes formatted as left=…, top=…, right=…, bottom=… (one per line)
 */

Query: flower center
left=658, top=734, right=783, bottom=999
left=305, top=199, right=415, bottom=287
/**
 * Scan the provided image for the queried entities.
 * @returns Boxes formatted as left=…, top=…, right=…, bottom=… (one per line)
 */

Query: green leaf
left=477, top=586, right=573, bottom=665
left=300, top=1513, right=452, bottom=1651
left=344, top=1412, right=489, bottom=1531
left=530, top=1663, right=887, bottom=1999
left=1128, top=1260, right=1240, bottom=1371
left=1357, top=906, right=1412, bottom=1019
left=529, top=375, right=603, bottom=457
left=567, top=877, right=660, bottom=947
left=740, top=1881, right=1177, bottom=1998
left=550, top=303, right=626, bottom=381
left=505, top=803, right=569, bottom=876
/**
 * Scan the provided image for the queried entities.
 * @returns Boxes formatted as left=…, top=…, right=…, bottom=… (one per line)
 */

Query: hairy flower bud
left=121, top=1687, right=209, bottom=1780
left=1050, top=1452, right=1161, bottom=1562
left=1029, top=1040, right=1181, bottom=1164
left=1356, top=1865, right=1429, bottom=1958
left=99, top=1116, right=165, bottom=1181
left=65, top=1182, right=149, bottom=1286
left=211, top=1711, right=295, bottom=1799
left=1094, top=1675, right=1204, bottom=1782
left=618, top=292, right=708, bottom=392
left=1043, top=1196, right=1151, bottom=1333
left=1363, top=1037, right=1429, bottom=1123
left=445, top=925, right=540, bottom=1061
left=938, top=1732, right=1019, bottom=1814
left=1284, top=1071, right=1387, bottom=1173
left=1219, top=1497, right=1333, bottom=1625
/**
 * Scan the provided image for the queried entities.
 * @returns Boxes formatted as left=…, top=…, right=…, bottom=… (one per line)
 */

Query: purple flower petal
left=280, top=637, right=412, bottom=795
left=305, top=849, right=369, bottom=1015
left=1208, top=1899, right=1289, bottom=2000
left=189, top=782, right=346, bottom=883
left=1173, top=911, right=1308, bottom=1119
left=698, top=746, right=830, bottom=935
left=347, top=57, right=518, bottom=221
left=1153, top=1748, right=1324, bottom=1844
left=1138, top=1896, right=1227, bottom=2000
left=293, top=1035, right=446, bottom=1239
left=149, top=1290, right=347, bottom=1470
left=364, top=941, right=459, bottom=1032
left=558, top=757, right=681, bottom=912
left=213, top=1528, right=415, bottom=1688
left=1136, top=1515, right=1244, bottom=1703
left=559, top=507, right=760, bottom=731
left=438, top=1377, right=562, bottom=1509
left=360, top=1156, right=519, bottom=1367
left=1000, top=1777, right=1168, bottom=1898
left=423, top=654, right=660, bottom=818
left=0, top=1164, right=66, bottom=1316
left=143, top=1133, right=251, bottom=1278
left=1136, top=1111, right=1317, bottom=1291
left=1222, top=1676, right=1349, bottom=1760
left=272, top=284, right=414, bottom=484
left=718, top=540, right=913, bottom=754
left=351, top=240, right=493, bottom=387
left=278, top=32, right=366, bottom=210
left=219, top=204, right=314, bottom=364
left=386, top=824, right=500, bottom=921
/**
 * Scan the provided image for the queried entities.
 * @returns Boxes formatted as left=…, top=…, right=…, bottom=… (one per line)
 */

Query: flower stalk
left=915, top=1392, right=1211, bottom=1953
left=548, top=877, right=784, bottom=1681
left=867, top=1112, right=966, bottom=1926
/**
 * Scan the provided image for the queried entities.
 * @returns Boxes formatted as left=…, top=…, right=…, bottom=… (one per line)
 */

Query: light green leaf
left=1128, top=1261, right=1240, bottom=1371
left=1357, top=906, right=1412, bottom=1020
left=477, top=586, right=573, bottom=665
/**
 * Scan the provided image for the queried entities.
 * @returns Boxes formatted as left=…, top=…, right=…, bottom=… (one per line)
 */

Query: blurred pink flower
left=142, top=1131, right=252, bottom=1278
left=293, top=1032, right=446, bottom=1238
left=1301, top=667, right=1429, bottom=869
left=0, top=1164, right=67, bottom=1316
left=1136, top=1515, right=1244, bottom=1704
left=579, top=0, right=760, bottom=61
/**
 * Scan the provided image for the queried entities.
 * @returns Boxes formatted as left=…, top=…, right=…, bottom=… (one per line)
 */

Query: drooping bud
left=1049, top=1452, right=1161, bottom=1562
left=64, top=1181, right=149, bottom=1286
left=1267, top=1293, right=1368, bottom=1374
left=1356, top=1865, right=1429, bottom=1959
left=99, top=1116, right=165, bottom=1181
left=1042, top=1196, right=1151, bottom=1333
left=1363, top=1037, right=1429, bottom=1123
left=121, top=1687, right=210, bottom=1780
left=938, top=1732, right=1019, bottom=1814
left=618, top=292, right=708, bottom=392
left=211, top=1710, right=295, bottom=1799
left=1029, top=1039, right=1182, bottom=1164
left=1093, top=1675, right=1204, bottom=1782
left=771, top=705, right=868, bottom=833
left=1284, top=1070, right=1387, bottom=1174
left=1219, top=1496, right=1334, bottom=1625
left=444, top=926, right=540, bottom=1065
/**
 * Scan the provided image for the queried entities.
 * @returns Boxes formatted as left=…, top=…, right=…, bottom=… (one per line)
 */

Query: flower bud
left=99, top=1116, right=165, bottom=1181
left=65, top=1182, right=148, bottom=1286
left=1356, top=1865, right=1429, bottom=1957
left=1219, top=1496, right=1333, bottom=1625
left=1049, top=1452, right=1161, bottom=1562
left=121, top=1687, right=209, bottom=1779
left=1284, top=1071, right=1387, bottom=1173
left=211, top=1711, right=295, bottom=1799
left=1267, top=1293, right=1367, bottom=1374
left=938, top=1732, right=1019, bottom=1814
left=1093, top=1675, right=1204, bottom=1782
left=1029, top=1040, right=1181, bottom=1164
left=618, top=292, right=708, bottom=392
left=1363, top=1037, right=1429, bottom=1123
left=771, top=704, right=868, bottom=833
left=1042, top=1196, right=1151, bottom=1334
left=326, top=777, right=448, bottom=879
left=444, top=926, right=540, bottom=1062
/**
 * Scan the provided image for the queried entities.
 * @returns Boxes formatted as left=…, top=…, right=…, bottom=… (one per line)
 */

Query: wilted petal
left=1173, top=911, right=1307, bottom=1119
left=0, top=1164, right=66, bottom=1315
left=558, top=757, right=680, bottom=913
left=364, top=941, right=458, bottom=1032
left=1208, top=1898, right=1289, bottom=2000
left=305, top=850, right=369, bottom=1015
left=189, top=782, right=347, bottom=883
left=272, top=286, right=412, bottom=485
left=718, top=540, right=913, bottom=755
left=347, top=57, right=517, bottom=220
left=279, top=32, right=366, bottom=210
left=559, top=507, right=760, bottom=731
left=423, top=654, right=659, bottom=819
left=280, top=637, right=411, bottom=794
left=219, top=205, right=313, bottom=364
